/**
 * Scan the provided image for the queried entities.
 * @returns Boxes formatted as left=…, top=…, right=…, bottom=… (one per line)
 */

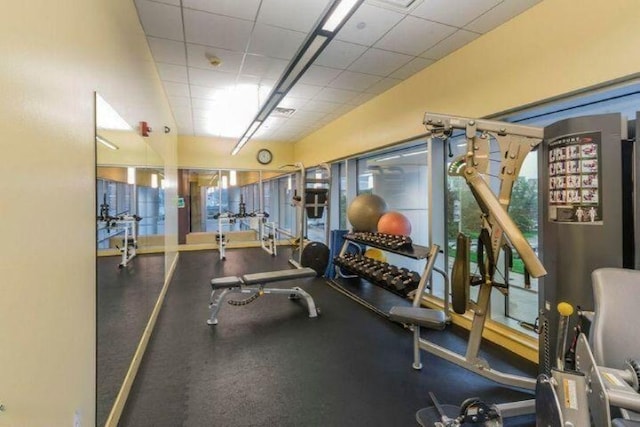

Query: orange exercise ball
left=377, top=211, right=412, bottom=236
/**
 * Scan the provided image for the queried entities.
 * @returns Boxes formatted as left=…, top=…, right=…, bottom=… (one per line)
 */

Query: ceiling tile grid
left=134, top=0, right=543, bottom=142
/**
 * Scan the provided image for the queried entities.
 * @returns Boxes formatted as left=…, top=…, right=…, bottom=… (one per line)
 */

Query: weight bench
left=389, top=306, right=447, bottom=369
left=207, top=267, right=319, bottom=325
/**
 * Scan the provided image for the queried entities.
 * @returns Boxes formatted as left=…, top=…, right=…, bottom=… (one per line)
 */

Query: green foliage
left=508, top=177, right=538, bottom=234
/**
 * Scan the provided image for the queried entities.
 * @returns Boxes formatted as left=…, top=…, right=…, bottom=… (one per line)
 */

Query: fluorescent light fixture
left=323, top=0, right=360, bottom=31
left=230, top=170, right=237, bottom=186
left=151, top=173, right=158, bottom=189
left=287, top=175, right=292, bottom=191
left=222, top=175, right=228, bottom=189
left=96, top=94, right=132, bottom=131
left=375, top=155, right=401, bottom=162
left=368, top=174, right=373, bottom=188
left=96, top=135, right=119, bottom=150
left=279, top=35, right=328, bottom=92
left=256, top=94, right=283, bottom=122
left=127, top=167, right=136, bottom=185
left=231, top=0, right=364, bottom=155
left=402, top=149, right=428, bottom=157
left=246, top=121, right=262, bottom=137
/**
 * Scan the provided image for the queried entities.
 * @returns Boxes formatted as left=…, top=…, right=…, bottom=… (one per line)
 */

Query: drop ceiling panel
left=296, top=65, right=343, bottom=86
left=135, top=0, right=184, bottom=41
left=156, top=63, right=189, bottom=83
left=465, top=0, right=542, bottom=34
left=314, top=87, right=361, bottom=103
left=286, top=83, right=324, bottom=100
left=183, top=9, right=253, bottom=50
left=242, top=54, right=289, bottom=79
left=335, top=3, right=405, bottom=46
left=348, top=48, right=413, bottom=77
left=299, top=99, right=346, bottom=114
left=182, top=0, right=261, bottom=21
left=186, top=44, right=245, bottom=73
left=188, top=67, right=237, bottom=88
left=147, top=37, right=187, bottom=65
left=190, top=85, right=223, bottom=100
left=375, top=15, right=457, bottom=55
left=410, top=0, right=501, bottom=27
left=278, top=96, right=309, bottom=109
left=328, top=70, right=382, bottom=91
left=163, top=81, right=191, bottom=97
left=168, top=95, right=192, bottom=109
left=314, top=40, right=368, bottom=69
left=390, top=57, right=435, bottom=79
left=247, top=24, right=307, bottom=60
left=364, top=77, right=403, bottom=94
left=191, top=98, right=219, bottom=111
left=420, top=29, right=480, bottom=60
left=289, top=110, right=328, bottom=125
left=257, top=0, right=332, bottom=33
left=349, top=92, right=377, bottom=105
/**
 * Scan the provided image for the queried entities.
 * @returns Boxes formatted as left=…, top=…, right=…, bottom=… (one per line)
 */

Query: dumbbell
left=371, top=265, right=398, bottom=282
left=364, top=261, right=390, bottom=279
left=390, top=271, right=419, bottom=292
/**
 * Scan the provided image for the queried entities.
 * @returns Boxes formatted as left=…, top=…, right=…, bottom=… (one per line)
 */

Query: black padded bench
left=208, top=268, right=319, bottom=325
left=389, top=305, right=447, bottom=370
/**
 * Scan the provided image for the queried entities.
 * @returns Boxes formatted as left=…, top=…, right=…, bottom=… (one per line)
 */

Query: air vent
left=367, top=0, right=423, bottom=12
left=272, top=107, right=296, bottom=118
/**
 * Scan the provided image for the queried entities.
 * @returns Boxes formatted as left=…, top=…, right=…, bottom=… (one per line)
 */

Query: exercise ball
left=364, top=248, right=387, bottom=262
left=347, top=194, right=387, bottom=232
left=377, top=211, right=412, bottom=236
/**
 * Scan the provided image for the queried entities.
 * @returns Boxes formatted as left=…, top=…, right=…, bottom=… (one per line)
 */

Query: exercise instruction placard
left=548, top=131, right=602, bottom=224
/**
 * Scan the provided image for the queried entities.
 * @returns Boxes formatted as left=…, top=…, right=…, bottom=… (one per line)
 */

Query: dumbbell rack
left=330, top=233, right=448, bottom=319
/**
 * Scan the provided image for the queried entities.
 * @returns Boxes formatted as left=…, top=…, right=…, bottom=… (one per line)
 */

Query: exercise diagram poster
left=548, top=131, right=602, bottom=224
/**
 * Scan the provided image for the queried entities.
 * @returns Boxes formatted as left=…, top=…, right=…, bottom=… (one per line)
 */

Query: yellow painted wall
left=294, top=0, right=640, bottom=165
left=0, top=1, right=177, bottom=426
left=178, top=135, right=295, bottom=170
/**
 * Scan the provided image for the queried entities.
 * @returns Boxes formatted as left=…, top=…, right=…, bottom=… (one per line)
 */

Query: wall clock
left=257, top=148, right=273, bottom=165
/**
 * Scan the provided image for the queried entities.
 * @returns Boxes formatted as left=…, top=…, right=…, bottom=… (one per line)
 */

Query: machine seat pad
left=210, top=276, right=242, bottom=289
left=612, top=420, right=640, bottom=427
left=389, top=306, right=446, bottom=330
left=242, top=268, right=316, bottom=285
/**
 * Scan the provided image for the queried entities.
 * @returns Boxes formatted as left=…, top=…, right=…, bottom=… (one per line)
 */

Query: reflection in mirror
left=179, top=169, right=298, bottom=254
left=96, top=94, right=165, bottom=427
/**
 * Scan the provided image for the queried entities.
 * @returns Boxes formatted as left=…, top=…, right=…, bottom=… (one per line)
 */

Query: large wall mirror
left=96, top=94, right=166, bottom=426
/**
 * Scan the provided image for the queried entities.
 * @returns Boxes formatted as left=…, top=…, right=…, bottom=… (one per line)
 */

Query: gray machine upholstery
left=389, top=306, right=446, bottom=330
left=591, top=268, right=640, bottom=370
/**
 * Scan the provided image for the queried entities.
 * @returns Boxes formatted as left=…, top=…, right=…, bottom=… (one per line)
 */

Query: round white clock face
left=257, top=149, right=273, bottom=165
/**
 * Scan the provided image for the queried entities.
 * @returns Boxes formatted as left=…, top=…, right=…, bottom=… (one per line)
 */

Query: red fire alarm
left=140, top=121, right=152, bottom=137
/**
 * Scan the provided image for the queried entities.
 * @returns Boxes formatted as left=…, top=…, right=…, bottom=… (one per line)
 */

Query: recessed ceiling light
left=368, top=0, right=423, bottom=12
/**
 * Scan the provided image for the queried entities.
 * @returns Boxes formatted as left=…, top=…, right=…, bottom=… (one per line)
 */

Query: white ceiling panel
left=157, top=63, right=189, bottom=83
left=328, top=70, right=382, bottom=91
left=163, top=81, right=191, bottom=97
left=348, top=48, right=413, bottom=77
left=147, top=37, right=187, bottom=65
left=296, top=65, right=343, bottom=86
left=348, top=92, right=377, bottom=105
left=135, top=0, right=184, bottom=41
left=191, top=97, right=219, bottom=110
left=190, top=108, right=212, bottom=120
left=289, top=110, right=328, bottom=125
left=465, top=0, right=542, bottom=34
left=247, top=24, right=307, bottom=60
left=299, top=99, right=346, bottom=114
left=375, top=15, right=456, bottom=55
left=421, top=29, right=480, bottom=60
left=287, top=83, right=324, bottom=99
left=186, top=44, right=245, bottom=73
left=390, top=57, right=434, bottom=79
left=182, top=0, right=261, bottom=21
left=190, top=85, right=224, bottom=100
left=314, top=40, right=368, bottom=69
left=178, top=123, right=195, bottom=134
left=184, top=9, right=253, bottom=51
left=168, top=95, right=192, bottom=109
left=314, top=87, right=361, bottom=103
left=257, top=0, right=332, bottom=33
left=336, top=3, right=405, bottom=46
left=278, top=96, right=309, bottom=109
left=188, top=67, right=237, bottom=88
left=364, top=77, right=403, bottom=94
left=242, top=54, right=289, bottom=79
left=410, top=0, right=501, bottom=27
left=154, top=0, right=181, bottom=6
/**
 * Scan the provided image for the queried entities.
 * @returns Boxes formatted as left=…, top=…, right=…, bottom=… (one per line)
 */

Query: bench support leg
left=413, top=325, right=423, bottom=370
left=208, top=288, right=235, bottom=325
